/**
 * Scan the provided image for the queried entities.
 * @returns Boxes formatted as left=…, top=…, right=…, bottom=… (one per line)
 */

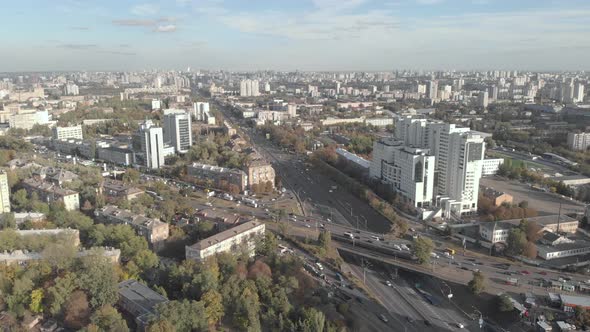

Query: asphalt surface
left=214, top=100, right=394, bottom=234
left=480, top=176, right=584, bottom=216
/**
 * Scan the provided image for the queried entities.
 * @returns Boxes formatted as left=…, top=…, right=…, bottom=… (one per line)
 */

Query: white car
left=385, top=280, right=392, bottom=287
left=393, top=245, right=402, bottom=251
left=456, top=323, right=465, bottom=329
left=371, top=236, right=380, bottom=241
left=400, top=244, right=409, bottom=251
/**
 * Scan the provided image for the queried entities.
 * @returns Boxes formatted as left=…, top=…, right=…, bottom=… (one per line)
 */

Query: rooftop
left=188, top=220, right=264, bottom=251
left=118, top=279, right=168, bottom=317
left=560, top=294, right=590, bottom=307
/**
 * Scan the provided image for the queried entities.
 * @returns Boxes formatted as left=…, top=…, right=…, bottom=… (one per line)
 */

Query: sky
left=1, top=0, right=589, bottom=72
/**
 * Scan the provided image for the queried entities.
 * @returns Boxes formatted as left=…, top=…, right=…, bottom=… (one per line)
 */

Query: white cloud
left=154, top=24, right=177, bottom=33
left=132, top=3, right=159, bottom=16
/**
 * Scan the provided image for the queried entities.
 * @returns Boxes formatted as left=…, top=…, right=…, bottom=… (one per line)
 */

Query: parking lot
left=480, top=176, right=585, bottom=215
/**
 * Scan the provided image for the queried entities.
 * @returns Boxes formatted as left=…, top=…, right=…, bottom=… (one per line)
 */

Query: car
left=371, top=236, right=380, bottom=241
left=538, top=271, right=547, bottom=275
left=385, top=280, right=392, bottom=287
left=319, top=223, right=325, bottom=228
left=424, top=320, right=431, bottom=326
left=521, top=270, right=530, bottom=275
left=406, top=317, right=415, bottom=323
left=409, top=228, right=416, bottom=232
left=305, top=224, right=311, bottom=228
left=461, top=267, right=469, bottom=271
left=356, top=296, right=364, bottom=303
left=379, top=314, right=389, bottom=323
left=393, top=245, right=402, bottom=251
left=456, top=323, right=465, bottom=329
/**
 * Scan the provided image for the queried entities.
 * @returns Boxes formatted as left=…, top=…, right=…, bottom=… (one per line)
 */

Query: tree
left=90, top=305, right=129, bottom=332
left=524, top=221, right=542, bottom=242
left=524, top=242, right=538, bottom=259
left=155, top=300, right=208, bottom=332
left=518, top=200, right=529, bottom=209
left=413, top=237, right=434, bottom=264
left=147, top=319, right=175, bottom=332
left=122, top=168, right=140, bottom=184
left=497, top=294, right=514, bottom=312
left=468, top=271, right=485, bottom=295
left=506, top=229, right=527, bottom=256
left=202, top=290, right=224, bottom=327
left=47, top=273, right=77, bottom=316
left=133, top=249, right=159, bottom=273
left=12, top=189, right=28, bottom=210
left=77, top=256, right=119, bottom=308
left=297, top=308, right=326, bottom=332
left=63, top=290, right=91, bottom=329
left=29, top=289, right=44, bottom=313
left=0, top=213, right=16, bottom=229
left=318, top=230, right=331, bottom=250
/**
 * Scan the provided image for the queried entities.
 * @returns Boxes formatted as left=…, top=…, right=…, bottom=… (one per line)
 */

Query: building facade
left=567, top=132, right=590, bottom=151
left=247, top=160, right=276, bottom=189
left=0, top=171, right=10, bottom=213
left=95, top=205, right=169, bottom=250
left=133, top=120, right=164, bottom=169
left=52, top=125, right=83, bottom=140
left=370, top=139, right=435, bottom=208
left=162, top=109, right=192, bottom=153
left=187, top=162, right=248, bottom=192
left=186, top=221, right=265, bottom=262
left=9, top=109, right=49, bottom=129
left=22, top=178, right=80, bottom=211
left=482, top=158, right=504, bottom=176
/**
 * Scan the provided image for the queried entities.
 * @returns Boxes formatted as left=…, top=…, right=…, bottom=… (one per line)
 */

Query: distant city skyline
left=1, top=0, right=590, bottom=72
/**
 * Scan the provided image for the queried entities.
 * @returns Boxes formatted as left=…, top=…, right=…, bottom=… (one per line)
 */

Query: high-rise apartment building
left=0, top=171, right=10, bottom=213
left=63, top=83, right=79, bottom=96
left=162, top=109, right=192, bottom=153
left=567, top=132, right=590, bottom=151
left=574, top=83, right=585, bottom=103
left=133, top=120, right=164, bottom=169
left=370, top=139, right=435, bottom=208
left=426, top=80, right=438, bottom=99
left=478, top=91, right=489, bottom=108
left=52, top=125, right=83, bottom=140
left=239, top=79, right=260, bottom=97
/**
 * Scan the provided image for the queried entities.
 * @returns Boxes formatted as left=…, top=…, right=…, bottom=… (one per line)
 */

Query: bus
left=445, top=248, right=456, bottom=255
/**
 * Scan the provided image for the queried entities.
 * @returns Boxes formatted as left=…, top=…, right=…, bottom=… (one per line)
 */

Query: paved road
left=214, top=100, right=394, bottom=233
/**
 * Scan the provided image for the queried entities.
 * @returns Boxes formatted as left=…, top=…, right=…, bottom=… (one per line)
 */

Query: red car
left=521, top=270, right=530, bottom=275
left=538, top=271, right=547, bottom=275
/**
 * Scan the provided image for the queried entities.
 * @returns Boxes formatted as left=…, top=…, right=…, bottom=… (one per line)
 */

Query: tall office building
left=239, top=79, right=260, bottom=97
left=575, top=83, right=585, bottom=103
left=0, top=171, right=10, bottom=213
left=370, top=139, right=435, bottom=208
left=133, top=120, right=164, bottom=169
left=162, top=109, right=192, bottom=153
left=488, top=85, right=499, bottom=100
left=567, top=132, right=590, bottom=151
left=478, top=91, right=489, bottom=108
left=426, top=80, right=438, bottom=99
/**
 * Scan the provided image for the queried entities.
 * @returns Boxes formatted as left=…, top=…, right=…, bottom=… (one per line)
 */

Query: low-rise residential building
left=186, top=220, right=265, bottom=262
left=22, top=178, right=80, bottom=211
left=34, top=167, right=79, bottom=185
left=187, top=162, right=248, bottom=192
left=537, top=241, right=590, bottom=260
left=13, top=212, right=45, bottom=225
left=246, top=160, right=275, bottom=189
left=479, top=215, right=578, bottom=244
left=99, top=179, right=144, bottom=201
left=482, top=158, right=504, bottom=176
left=95, top=205, right=169, bottom=250
left=482, top=187, right=513, bottom=206
left=118, top=279, right=168, bottom=331
left=336, top=148, right=370, bottom=172
left=479, top=221, right=512, bottom=243
left=0, top=247, right=120, bottom=265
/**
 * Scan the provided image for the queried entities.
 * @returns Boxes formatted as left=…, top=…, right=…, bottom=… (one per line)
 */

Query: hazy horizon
left=1, top=0, right=589, bottom=72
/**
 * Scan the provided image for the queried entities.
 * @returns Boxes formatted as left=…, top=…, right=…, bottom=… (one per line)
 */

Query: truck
left=242, top=197, right=258, bottom=208
left=222, top=193, right=234, bottom=201
left=206, top=190, right=216, bottom=197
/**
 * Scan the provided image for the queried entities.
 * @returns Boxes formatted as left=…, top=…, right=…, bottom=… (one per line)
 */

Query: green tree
left=155, top=300, right=208, bottom=332
left=29, top=288, right=44, bottom=313
left=412, top=237, right=434, bottom=264
left=318, top=230, right=331, bottom=250
left=497, top=294, right=514, bottom=312
left=468, top=271, right=486, bottom=295
left=506, top=229, right=527, bottom=256
left=90, top=305, right=129, bottom=332
left=12, top=189, right=28, bottom=210
left=147, top=319, right=175, bottom=332
left=297, top=308, right=326, bottom=332
left=47, top=273, right=77, bottom=316
left=122, top=168, right=140, bottom=184
left=133, top=249, right=159, bottom=272
left=77, top=256, right=119, bottom=308
left=0, top=213, right=16, bottom=229
left=202, top=289, right=224, bottom=327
